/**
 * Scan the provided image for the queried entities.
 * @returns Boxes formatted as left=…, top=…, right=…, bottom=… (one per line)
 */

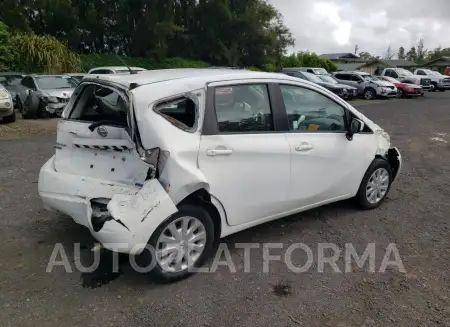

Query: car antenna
left=116, top=54, right=137, bottom=74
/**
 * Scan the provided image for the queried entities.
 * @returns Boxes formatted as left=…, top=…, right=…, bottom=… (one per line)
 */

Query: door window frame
left=271, top=82, right=352, bottom=134
left=202, top=81, right=287, bottom=135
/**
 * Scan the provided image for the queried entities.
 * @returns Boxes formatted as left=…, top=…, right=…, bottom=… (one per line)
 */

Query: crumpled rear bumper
left=38, top=156, right=177, bottom=255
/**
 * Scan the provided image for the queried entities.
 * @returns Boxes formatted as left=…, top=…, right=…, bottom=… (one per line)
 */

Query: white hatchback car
left=38, top=69, right=402, bottom=282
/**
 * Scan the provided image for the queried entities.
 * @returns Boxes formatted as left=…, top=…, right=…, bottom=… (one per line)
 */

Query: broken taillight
left=140, top=147, right=170, bottom=180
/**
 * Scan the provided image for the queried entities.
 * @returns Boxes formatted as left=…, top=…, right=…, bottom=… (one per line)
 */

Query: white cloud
left=268, top=0, right=450, bottom=57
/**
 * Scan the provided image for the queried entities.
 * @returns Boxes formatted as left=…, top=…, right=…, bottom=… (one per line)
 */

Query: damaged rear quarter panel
left=132, top=85, right=210, bottom=205
left=105, top=179, right=177, bottom=254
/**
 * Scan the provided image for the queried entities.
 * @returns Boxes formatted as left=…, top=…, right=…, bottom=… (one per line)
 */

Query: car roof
left=88, top=66, right=147, bottom=71
left=0, top=72, right=25, bottom=76
left=28, top=74, right=73, bottom=77
left=82, top=68, right=305, bottom=90
left=335, top=71, right=369, bottom=75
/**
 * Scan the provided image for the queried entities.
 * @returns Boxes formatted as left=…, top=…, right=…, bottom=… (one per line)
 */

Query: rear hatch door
left=54, top=80, right=148, bottom=186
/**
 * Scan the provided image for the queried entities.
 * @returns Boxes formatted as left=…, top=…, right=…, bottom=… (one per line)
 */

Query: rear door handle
left=206, top=148, right=233, bottom=156
left=295, top=143, right=313, bottom=152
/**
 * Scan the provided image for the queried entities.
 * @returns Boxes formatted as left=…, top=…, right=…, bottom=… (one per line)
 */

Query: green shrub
left=11, top=32, right=80, bottom=73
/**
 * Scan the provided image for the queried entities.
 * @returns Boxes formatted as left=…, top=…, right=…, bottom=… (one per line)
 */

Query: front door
left=277, top=84, right=374, bottom=210
left=198, top=82, right=291, bottom=226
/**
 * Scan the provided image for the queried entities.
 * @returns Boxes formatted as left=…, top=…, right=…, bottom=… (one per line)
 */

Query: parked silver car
left=18, top=75, right=79, bottom=119
left=333, top=71, right=397, bottom=100
left=0, top=83, right=16, bottom=123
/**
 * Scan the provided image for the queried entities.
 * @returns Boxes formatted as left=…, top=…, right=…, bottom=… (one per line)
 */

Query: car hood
left=318, top=82, right=339, bottom=89
left=41, top=88, right=74, bottom=98
left=370, top=80, right=394, bottom=87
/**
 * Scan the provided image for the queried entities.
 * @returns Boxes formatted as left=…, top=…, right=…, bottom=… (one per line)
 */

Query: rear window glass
left=154, top=97, right=197, bottom=130
left=68, top=84, right=128, bottom=124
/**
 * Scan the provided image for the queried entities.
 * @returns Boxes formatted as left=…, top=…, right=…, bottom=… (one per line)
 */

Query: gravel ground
left=1, top=93, right=450, bottom=327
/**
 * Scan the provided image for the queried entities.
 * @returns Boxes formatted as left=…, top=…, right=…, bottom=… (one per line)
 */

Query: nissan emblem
left=97, top=126, right=108, bottom=137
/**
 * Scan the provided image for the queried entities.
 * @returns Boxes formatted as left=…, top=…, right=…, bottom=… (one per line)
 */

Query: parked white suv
left=38, top=69, right=402, bottom=282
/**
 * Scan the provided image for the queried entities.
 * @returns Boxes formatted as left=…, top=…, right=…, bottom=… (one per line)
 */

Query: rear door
left=198, top=81, right=291, bottom=226
left=55, top=81, right=148, bottom=185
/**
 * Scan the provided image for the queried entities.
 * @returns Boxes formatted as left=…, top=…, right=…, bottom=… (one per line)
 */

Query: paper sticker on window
left=308, top=124, right=320, bottom=131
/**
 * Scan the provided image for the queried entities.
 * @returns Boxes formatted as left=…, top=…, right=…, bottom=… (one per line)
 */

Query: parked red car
left=378, top=76, right=424, bottom=98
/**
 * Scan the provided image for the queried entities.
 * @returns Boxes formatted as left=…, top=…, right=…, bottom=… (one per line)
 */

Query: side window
left=307, top=69, right=314, bottom=73
left=390, top=70, right=399, bottom=78
left=416, top=70, right=425, bottom=75
left=335, top=74, right=348, bottom=80
left=214, top=84, right=273, bottom=133
left=21, top=77, right=35, bottom=89
left=280, top=85, right=347, bottom=132
left=154, top=96, right=197, bottom=130
left=351, top=75, right=362, bottom=82
left=90, top=69, right=112, bottom=74
left=68, top=84, right=128, bottom=124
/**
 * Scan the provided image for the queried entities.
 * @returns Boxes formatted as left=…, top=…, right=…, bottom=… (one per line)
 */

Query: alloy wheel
left=364, top=90, right=374, bottom=100
left=155, top=216, right=207, bottom=273
left=365, top=168, right=390, bottom=204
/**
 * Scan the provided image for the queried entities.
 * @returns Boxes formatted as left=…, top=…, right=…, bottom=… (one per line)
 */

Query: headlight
left=43, top=96, right=59, bottom=103
left=0, top=90, right=9, bottom=99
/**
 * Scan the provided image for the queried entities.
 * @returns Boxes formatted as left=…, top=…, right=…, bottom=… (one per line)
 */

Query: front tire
left=140, top=204, right=216, bottom=283
left=2, top=110, right=16, bottom=123
left=364, top=88, right=376, bottom=100
left=396, top=89, right=404, bottom=98
left=356, top=158, right=392, bottom=209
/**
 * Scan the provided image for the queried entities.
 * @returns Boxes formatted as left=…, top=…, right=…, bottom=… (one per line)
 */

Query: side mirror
left=346, top=118, right=364, bottom=141
left=357, top=80, right=363, bottom=84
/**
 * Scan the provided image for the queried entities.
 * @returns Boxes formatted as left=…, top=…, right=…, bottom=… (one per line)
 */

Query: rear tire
left=16, top=96, right=23, bottom=112
left=22, top=94, right=40, bottom=119
left=138, top=204, right=216, bottom=284
left=2, top=110, right=16, bottom=123
left=355, top=158, right=392, bottom=210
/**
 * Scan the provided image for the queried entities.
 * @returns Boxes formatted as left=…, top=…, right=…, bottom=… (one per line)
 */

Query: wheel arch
left=177, top=188, right=224, bottom=246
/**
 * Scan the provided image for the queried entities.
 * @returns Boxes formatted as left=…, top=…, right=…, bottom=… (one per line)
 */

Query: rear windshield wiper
left=88, top=120, right=127, bottom=131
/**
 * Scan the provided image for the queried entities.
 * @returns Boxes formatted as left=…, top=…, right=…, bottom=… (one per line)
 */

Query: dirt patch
left=0, top=112, right=58, bottom=140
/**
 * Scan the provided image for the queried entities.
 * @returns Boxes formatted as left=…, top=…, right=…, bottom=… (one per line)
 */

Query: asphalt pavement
left=1, top=93, right=450, bottom=327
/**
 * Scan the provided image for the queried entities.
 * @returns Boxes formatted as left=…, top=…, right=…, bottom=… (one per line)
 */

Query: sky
left=268, top=0, right=450, bottom=57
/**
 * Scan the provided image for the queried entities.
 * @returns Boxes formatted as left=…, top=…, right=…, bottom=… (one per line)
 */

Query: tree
left=0, top=0, right=295, bottom=69
left=416, top=38, right=426, bottom=64
left=406, top=46, right=417, bottom=62
left=0, top=22, right=16, bottom=71
left=358, top=51, right=379, bottom=61
left=398, top=46, right=406, bottom=60
left=384, top=44, right=395, bottom=59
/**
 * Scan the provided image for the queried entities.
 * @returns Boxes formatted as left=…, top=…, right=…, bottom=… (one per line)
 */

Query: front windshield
left=304, top=72, right=323, bottom=83
left=396, top=68, right=413, bottom=76
left=35, top=76, right=79, bottom=89
left=319, top=75, right=338, bottom=84
left=361, top=75, right=379, bottom=81
left=313, top=68, right=328, bottom=75
left=0, top=75, right=23, bottom=87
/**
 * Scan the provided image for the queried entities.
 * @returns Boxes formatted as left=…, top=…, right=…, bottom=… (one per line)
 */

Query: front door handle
left=295, top=143, right=313, bottom=152
left=206, top=148, right=233, bottom=156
